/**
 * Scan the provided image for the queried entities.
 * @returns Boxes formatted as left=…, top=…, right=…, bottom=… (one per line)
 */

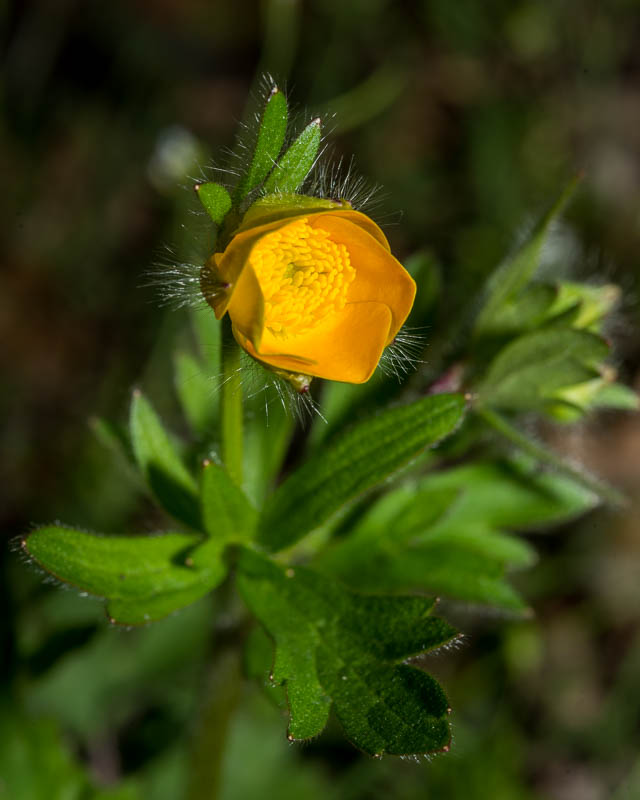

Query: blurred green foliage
left=3, top=0, right=640, bottom=798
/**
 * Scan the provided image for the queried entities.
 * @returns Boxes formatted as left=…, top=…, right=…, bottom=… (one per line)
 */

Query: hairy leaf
left=237, top=549, right=457, bottom=755
left=130, top=390, right=201, bottom=529
left=258, top=393, right=465, bottom=552
left=235, top=87, right=288, bottom=200
left=195, top=182, right=232, bottom=225
left=263, top=118, right=322, bottom=194
left=23, top=526, right=226, bottom=625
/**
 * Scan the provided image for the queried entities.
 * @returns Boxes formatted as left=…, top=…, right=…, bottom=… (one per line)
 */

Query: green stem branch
left=221, top=316, right=244, bottom=486
left=476, top=404, right=626, bottom=508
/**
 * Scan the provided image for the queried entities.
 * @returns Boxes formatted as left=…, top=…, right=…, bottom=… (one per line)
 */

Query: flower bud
left=201, top=195, right=416, bottom=385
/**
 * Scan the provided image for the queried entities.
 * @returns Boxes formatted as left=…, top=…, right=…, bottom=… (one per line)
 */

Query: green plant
left=20, top=81, right=637, bottom=790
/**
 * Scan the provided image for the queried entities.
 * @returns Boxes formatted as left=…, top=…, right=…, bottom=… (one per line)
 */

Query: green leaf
left=130, top=390, right=201, bottom=529
left=0, top=706, right=88, bottom=800
left=476, top=283, right=558, bottom=338
left=593, top=381, right=639, bottom=411
left=317, top=456, right=596, bottom=609
left=258, top=393, right=466, bottom=552
left=23, top=526, right=227, bottom=624
left=237, top=549, right=457, bottom=755
left=475, top=178, right=579, bottom=336
left=420, top=456, right=598, bottom=529
left=244, top=625, right=287, bottom=709
left=195, top=182, right=232, bottom=225
left=546, top=281, right=620, bottom=331
left=200, top=460, right=257, bottom=542
left=173, top=352, right=217, bottom=438
left=376, top=546, right=528, bottom=610
left=236, top=87, right=288, bottom=200
left=26, top=600, right=212, bottom=737
left=478, top=328, right=609, bottom=412
left=263, top=118, right=322, bottom=194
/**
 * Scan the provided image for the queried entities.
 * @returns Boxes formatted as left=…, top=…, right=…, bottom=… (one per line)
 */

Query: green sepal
left=263, top=118, right=322, bottom=194
left=129, top=390, right=201, bottom=529
left=22, top=526, right=227, bottom=625
left=195, top=182, right=232, bottom=225
left=238, top=194, right=350, bottom=233
left=237, top=548, right=457, bottom=755
left=257, top=393, right=466, bottom=553
left=235, top=86, right=289, bottom=200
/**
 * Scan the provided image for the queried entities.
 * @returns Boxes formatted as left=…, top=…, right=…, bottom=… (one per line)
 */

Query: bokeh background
left=2, top=1, right=640, bottom=798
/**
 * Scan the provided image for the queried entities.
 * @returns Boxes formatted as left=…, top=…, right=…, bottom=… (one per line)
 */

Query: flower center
left=249, top=217, right=355, bottom=337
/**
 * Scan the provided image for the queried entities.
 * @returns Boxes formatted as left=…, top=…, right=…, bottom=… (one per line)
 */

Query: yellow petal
left=207, top=218, right=290, bottom=319
left=313, top=209, right=391, bottom=252
left=234, top=301, right=393, bottom=383
left=308, top=215, right=415, bottom=343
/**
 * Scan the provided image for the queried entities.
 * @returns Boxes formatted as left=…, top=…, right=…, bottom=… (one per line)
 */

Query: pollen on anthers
left=249, top=217, right=355, bottom=339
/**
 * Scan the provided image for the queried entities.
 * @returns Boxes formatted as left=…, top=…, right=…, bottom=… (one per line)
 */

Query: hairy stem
left=221, top=316, right=244, bottom=486
left=476, top=404, right=626, bottom=508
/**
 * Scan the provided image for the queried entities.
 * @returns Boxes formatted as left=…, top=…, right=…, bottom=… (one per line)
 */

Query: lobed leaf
left=235, top=87, right=288, bottom=200
left=237, top=549, right=457, bottom=755
left=23, top=526, right=227, bottom=625
left=257, top=393, right=466, bottom=552
left=129, top=390, right=201, bottom=529
left=263, top=118, right=322, bottom=194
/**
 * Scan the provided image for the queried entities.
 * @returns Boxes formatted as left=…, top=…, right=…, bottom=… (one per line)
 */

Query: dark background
left=2, top=1, right=640, bottom=798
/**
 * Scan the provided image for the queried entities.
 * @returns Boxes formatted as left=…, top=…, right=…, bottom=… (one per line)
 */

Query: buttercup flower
left=201, top=197, right=416, bottom=385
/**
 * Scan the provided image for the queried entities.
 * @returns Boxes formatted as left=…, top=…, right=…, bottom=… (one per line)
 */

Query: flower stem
left=476, top=404, right=626, bottom=508
left=221, top=316, right=244, bottom=486
left=186, top=645, right=243, bottom=800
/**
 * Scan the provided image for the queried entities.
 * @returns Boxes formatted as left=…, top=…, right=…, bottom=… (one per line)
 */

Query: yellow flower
left=201, top=199, right=416, bottom=384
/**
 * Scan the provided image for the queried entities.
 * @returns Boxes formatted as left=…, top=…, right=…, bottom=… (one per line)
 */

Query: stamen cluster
left=249, top=217, right=355, bottom=337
